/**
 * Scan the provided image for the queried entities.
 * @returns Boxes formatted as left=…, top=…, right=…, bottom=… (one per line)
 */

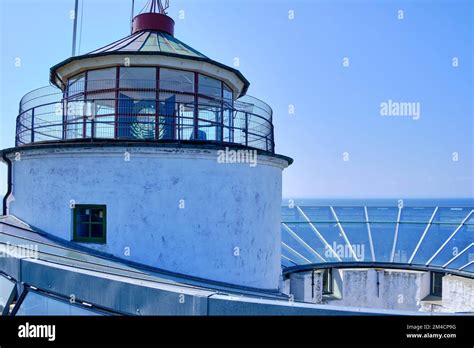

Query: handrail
left=19, top=80, right=273, bottom=120
left=15, top=82, right=275, bottom=153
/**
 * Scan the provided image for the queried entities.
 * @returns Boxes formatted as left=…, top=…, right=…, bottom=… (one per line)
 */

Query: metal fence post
left=30, top=109, right=35, bottom=144
left=245, top=112, right=248, bottom=147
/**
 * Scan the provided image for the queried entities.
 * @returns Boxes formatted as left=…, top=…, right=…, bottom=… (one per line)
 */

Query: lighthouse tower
left=2, top=1, right=292, bottom=290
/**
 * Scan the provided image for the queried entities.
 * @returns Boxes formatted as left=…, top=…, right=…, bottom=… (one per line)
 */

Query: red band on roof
left=132, top=13, right=175, bottom=36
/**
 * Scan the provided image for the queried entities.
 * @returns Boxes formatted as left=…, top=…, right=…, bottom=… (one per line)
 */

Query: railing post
left=245, top=112, right=248, bottom=147
left=220, top=105, right=224, bottom=142
left=114, top=68, right=120, bottom=139
left=15, top=117, right=18, bottom=146
left=91, top=100, right=97, bottom=140
left=193, top=73, right=199, bottom=140
left=155, top=67, right=160, bottom=141
left=30, top=108, right=35, bottom=144
left=271, top=124, right=275, bottom=153
left=62, top=99, right=67, bottom=140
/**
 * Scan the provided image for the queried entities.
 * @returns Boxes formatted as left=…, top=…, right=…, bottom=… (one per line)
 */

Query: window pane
left=76, top=223, right=89, bottom=238
left=411, top=224, right=458, bottom=265
left=87, top=68, right=116, bottom=92
left=223, top=107, right=233, bottom=143
left=141, top=32, right=159, bottom=52
left=281, top=225, right=322, bottom=263
left=339, top=222, right=372, bottom=262
left=224, top=84, right=233, bottom=104
left=392, top=223, right=427, bottom=263
left=312, top=222, right=357, bottom=261
left=90, top=224, right=104, bottom=238
left=160, top=68, right=194, bottom=93
left=223, top=85, right=233, bottom=143
left=198, top=74, right=221, bottom=98
left=157, top=34, right=176, bottom=54
left=158, top=93, right=194, bottom=140
left=0, top=275, right=16, bottom=315
left=197, top=98, right=221, bottom=141
left=284, top=223, right=340, bottom=263
left=334, top=207, right=366, bottom=222
left=65, top=96, right=85, bottom=140
left=67, top=74, right=85, bottom=97
left=86, top=92, right=115, bottom=116
left=434, top=207, right=472, bottom=224
left=367, top=207, right=399, bottom=222
left=158, top=93, right=177, bottom=140
left=370, top=223, right=396, bottom=262
left=16, top=291, right=101, bottom=316
left=298, top=207, right=336, bottom=222
left=118, top=91, right=156, bottom=139
left=122, top=31, right=149, bottom=51
left=76, top=206, right=91, bottom=224
left=118, top=91, right=156, bottom=114
left=91, top=208, right=105, bottom=223
left=119, top=67, right=156, bottom=89
left=86, top=92, right=116, bottom=139
left=443, top=244, right=474, bottom=271
left=429, top=224, right=473, bottom=267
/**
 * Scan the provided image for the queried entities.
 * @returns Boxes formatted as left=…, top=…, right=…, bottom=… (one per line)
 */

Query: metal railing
left=15, top=80, right=275, bottom=153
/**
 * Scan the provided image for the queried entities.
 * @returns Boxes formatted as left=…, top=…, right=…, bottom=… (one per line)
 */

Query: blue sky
left=0, top=0, right=472, bottom=199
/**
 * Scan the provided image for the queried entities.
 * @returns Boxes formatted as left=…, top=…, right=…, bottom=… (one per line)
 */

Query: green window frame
left=73, top=205, right=107, bottom=244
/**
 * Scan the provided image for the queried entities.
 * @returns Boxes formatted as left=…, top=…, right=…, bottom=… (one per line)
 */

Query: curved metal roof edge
left=0, top=141, right=293, bottom=165
left=49, top=51, right=251, bottom=97
left=282, top=262, right=474, bottom=279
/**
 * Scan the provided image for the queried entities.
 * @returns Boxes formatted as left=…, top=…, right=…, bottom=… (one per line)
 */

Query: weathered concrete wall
left=326, top=269, right=430, bottom=311
left=6, top=145, right=289, bottom=290
left=281, top=277, right=290, bottom=296
left=289, top=271, right=322, bottom=304
left=440, top=275, right=474, bottom=313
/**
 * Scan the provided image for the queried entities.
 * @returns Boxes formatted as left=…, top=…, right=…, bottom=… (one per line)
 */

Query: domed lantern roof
left=49, top=0, right=250, bottom=96
left=88, top=30, right=206, bottom=58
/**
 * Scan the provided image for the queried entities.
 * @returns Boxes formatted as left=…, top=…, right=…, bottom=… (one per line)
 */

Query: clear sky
left=0, top=0, right=472, bottom=199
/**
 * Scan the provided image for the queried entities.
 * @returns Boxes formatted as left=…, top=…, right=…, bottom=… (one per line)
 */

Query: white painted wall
left=5, top=145, right=290, bottom=290
left=325, top=269, right=430, bottom=311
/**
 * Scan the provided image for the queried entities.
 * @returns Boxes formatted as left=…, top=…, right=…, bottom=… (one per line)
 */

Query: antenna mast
left=130, top=0, right=135, bottom=33
left=71, top=0, right=79, bottom=56
left=147, top=0, right=170, bottom=14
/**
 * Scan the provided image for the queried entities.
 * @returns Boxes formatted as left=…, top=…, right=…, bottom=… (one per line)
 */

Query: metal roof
left=88, top=30, right=206, bottom=58
left=281, top=206, right=474, bottom=277
left=0, top=215, right=397, bottom=315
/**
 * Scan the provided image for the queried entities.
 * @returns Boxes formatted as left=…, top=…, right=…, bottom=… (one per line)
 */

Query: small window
left=430, top=272, right=444, bottom=297
left=322, top=268, right=333, bottom=295
left=73, top=205, right=106, bottom=243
